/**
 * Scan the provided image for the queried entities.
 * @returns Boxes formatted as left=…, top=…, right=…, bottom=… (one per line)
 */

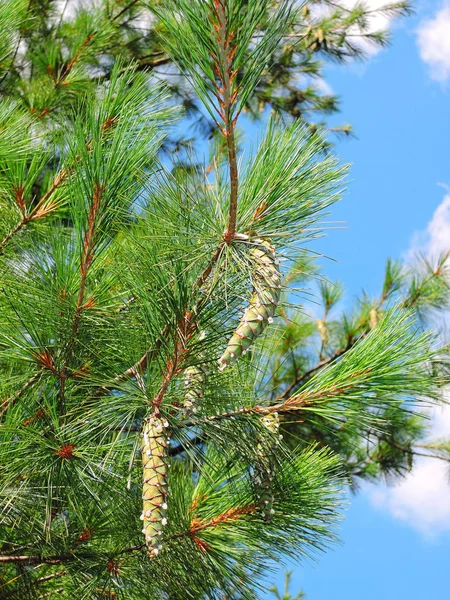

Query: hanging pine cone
left=140, top=415, right=170, bottom=557
left=183, top=365, right=205, bottom=415
left=369, top=307, right=378, bottom=329
left=219, top=238, right=281, bottom=370
left=254, top=412, right=281, bottom=521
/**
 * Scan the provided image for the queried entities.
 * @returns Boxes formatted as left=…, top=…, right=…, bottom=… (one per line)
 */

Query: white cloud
left=313, top=78, right=334, bottom=96
left=54, top=0, right=85, bottom=19
left=367, top=403, right=450, bottom=537
left=314, top=0, right=406, bottom=56
left=417, top=3, right=450, bottom=83
left=366, top=194, right=450, bottom=537
left=408, top=190, right=450, bottom=259
left=370, top=459, right=450, bottom=536
left=290, top=72, right=335, bottom=96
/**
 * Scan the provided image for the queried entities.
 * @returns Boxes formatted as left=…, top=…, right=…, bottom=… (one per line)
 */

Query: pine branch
left=0, top=107, right=125, bottom=255
left=0, top=504, right=257, bottom=566
left=0, top=554, right=78, bottom=565
left=91, top=243, right=225, bottom=399
left=143, top=242, right=224, bottom=410
left=276, top=347, right=348, bottom=402
left=35, top=571, right=68, bottom=585
left=0, top=369, right=44, bottom=415
left=58, top=182, right=104, bottom=410
left=211, top=0, right=240, bottom=241
left=0, top=168, right=67, bottom=254
left=385, top=438, right=450, bottom=464
left=276, top=254, right=449, bottom=408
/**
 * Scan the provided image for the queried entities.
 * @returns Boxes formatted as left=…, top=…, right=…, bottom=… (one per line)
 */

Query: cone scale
left=141, top=415, right=170, bottom=557
left=219, top=238, right=281, bottom=370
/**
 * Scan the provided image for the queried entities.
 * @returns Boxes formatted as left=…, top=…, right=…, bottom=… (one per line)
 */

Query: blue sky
left=258, top=1, right=450, bottom=598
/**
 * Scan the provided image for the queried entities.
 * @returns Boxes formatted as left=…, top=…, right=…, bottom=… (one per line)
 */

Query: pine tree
left=0, top=1, right=448, bottom=599
left=268, top=571, right=305, bottom=600
left=0, top=0, right=413, bottom=141
left=270, top=253, right=450, bottom=489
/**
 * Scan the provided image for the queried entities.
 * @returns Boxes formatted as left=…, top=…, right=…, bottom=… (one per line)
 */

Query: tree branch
left=276, top=349, right=347, bottom=403
left=58, top=182, right=104, bottom=410
left=113, top=0, right=142, bottom=22
left=91, top=243, right=225, bottom=400
left=0, top=162, right=69, bottom=254
left=0, top=370, right=44, bottom=415
left=0, top=554, right=77, bottom=565
left=35, top=570, right=68, bottom=585
left=213, top=0, right=239, bottom=242
left=0, top=167, right=66, bottom=253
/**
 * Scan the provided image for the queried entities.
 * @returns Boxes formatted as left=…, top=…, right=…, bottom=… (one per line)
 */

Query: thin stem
left=35, top=570, right=68, bottom=585
left=59, top=182, right=103, bottom=409
left=213, top=0, right=239, bottom=242
left=0, top=370, right=43, bottom=415
left=0, top=219, right=28, bottom=253
left=190, top=379, right=365, bottom=427
left=91, top=244, right=224, bottom=399
left=0, top=168, right=68, bottom=255
left=385, top=438, right=450, bottom=464
left=276, top=347, right=347, bottom=402
left=225, top=126, right=238, bottom=240
left=0, top=555, right=76, bottom=565
left=113, top=0, right=141, bottom=22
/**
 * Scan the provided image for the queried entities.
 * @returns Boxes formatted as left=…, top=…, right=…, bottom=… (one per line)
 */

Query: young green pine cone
left=254, top=412, right=281, bottom=521
left=219, top=238, right=281, bottom=370
left=141, top=415, right=170, bottom=557
left=183, top=365, right=204, bottom=415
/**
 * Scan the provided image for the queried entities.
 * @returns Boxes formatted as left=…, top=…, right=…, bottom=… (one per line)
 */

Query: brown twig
left=0, top=166, right=68, bottom=254
left=189, top=504, right=257, bottom=535
left=91, top=244, right=224, bottom=399
left=59, top=182, right=104, bottom=409
left=0, top=554, right=77, bottom=565
left=35, top=570, right=68, bottom=585
left=0, top=370, right=44, bottom=415
left=276, top=347, right=348, bottom=403
left=212, top=0, right=239, bottom=242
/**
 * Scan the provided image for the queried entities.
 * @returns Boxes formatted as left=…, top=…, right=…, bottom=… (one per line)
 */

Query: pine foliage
left=0, top=0, right=413, bottom=139
left=0, top=1, right=448, bottom=599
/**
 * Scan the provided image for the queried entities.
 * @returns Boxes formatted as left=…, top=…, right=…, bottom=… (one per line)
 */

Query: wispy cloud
left=417, top=3, right=450, bottom=83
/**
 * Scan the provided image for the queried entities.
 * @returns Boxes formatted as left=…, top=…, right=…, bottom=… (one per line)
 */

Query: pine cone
left=141, top=415, right=170, bottom=557
left=219, top=238, right=281, bottom=370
